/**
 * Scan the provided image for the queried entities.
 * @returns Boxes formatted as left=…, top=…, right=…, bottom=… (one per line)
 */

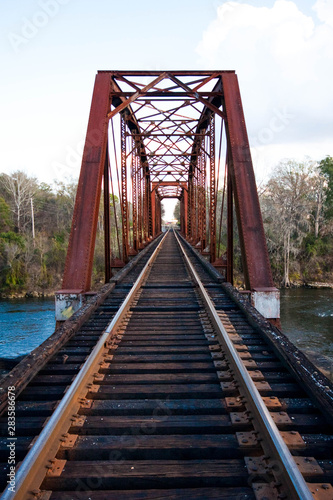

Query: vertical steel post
left=146, top=174, right=152, bottom=238
left=187, top=174, right=193, bottom=240
left=201, top=136, right=206, bottom=250
left=227, top=168, right=234, bottom=285
left=180, top=193, right=184, bottom=234
left=121, top=115, right=129, bottom=262
left=222, top=73, right=274, bottom=289
left=193, top=169, right=197, bottom=244
left=62, top=72, right=110, bottom=291
left=183, top=188, right=188, bottom=237
left=103, top=143, right=111, bottom=282
left=132, top=137, right=138, bottom=251
left=210, top=114, right=216, bottom=263
left=143, top=169, right=147, bottom=242
left=151, top=190, right=156, bottom=237
left=138, top=158, right=143, bottom=246
left=196, top=172, right=199, bottom=244
left=157, top=196, right=161, bottom=233
left=197, top=143, right=203, bottom=249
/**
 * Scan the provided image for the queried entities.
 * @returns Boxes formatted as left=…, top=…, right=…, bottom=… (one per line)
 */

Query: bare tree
left=308, top=165, right=326, bottom=238
left=262, top=159, right=313, bottom=286
left=0, top=171, right=38, bottom=233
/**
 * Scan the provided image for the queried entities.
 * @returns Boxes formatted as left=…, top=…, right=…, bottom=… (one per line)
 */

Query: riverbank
left=0, top=290, right=55, bottom=299
left=304, top=282, right=333, bottom=289
left=284, top=280, right=333, bottom=289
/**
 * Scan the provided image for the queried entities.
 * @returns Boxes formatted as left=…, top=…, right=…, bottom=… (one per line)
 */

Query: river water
left=0, top=298, right=55, bottom=361
left=0, top=289, right=332, bottom=375
left=280, top=288, right=333, bottom=378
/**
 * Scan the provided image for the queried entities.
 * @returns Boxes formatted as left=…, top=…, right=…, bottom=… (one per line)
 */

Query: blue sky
left=1, top=0, right=332, bottom=197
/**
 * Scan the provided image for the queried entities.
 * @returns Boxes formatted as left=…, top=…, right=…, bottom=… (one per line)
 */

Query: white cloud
left=313, top=0, right=333, bottom=27
left=196, top=0, right=333, bottom=177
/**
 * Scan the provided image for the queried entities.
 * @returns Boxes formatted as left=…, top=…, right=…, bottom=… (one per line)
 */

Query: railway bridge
left=0, top=71, right=333, bottom=500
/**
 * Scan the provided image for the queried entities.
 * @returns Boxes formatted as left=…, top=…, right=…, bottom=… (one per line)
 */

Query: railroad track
left=1, top=230, right=333, bottom=499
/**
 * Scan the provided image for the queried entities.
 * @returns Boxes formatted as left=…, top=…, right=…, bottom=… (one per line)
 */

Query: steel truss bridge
left=60, top=70, right=278, bottom=322
left=0, top=71, right=332, bottom=500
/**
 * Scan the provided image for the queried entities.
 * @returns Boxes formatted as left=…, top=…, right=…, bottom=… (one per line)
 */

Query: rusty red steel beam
left=132, top=136, right=138, bottom=252
left=121, top=115, right=129, bottom=262
left=103, top=143, right=111, bottom=282
left=137, top=160, right=143, bottom=246
left=62, top=72, right=111, bottom=291
left=166, top=73, right=226, bottom=121
left=210, top=114, right=216, bottom=263
left=221, top=72, right=274, bottom=289
left=109, top=78, right=150, bottom=173
left=109, top=92, right=224, bottom=97
left=151, top=181, right=187, bottom=193
left=201, top=135, right=207, bottom=250
left=102, top=70, right=235, bottom=76
left=107, top=72, right=168, bottom=120
left=227, top=168, right=234, bottom=285
left=180, top=189, right=187, bottom=235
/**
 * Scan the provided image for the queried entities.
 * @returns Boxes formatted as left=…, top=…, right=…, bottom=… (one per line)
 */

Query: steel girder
left=62, top=72, right=110, bottom=291
left=221, top=73, right=274, bottom=289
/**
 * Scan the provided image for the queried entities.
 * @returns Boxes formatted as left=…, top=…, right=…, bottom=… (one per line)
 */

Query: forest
left=0, top=156, right=332, bottom=297
left=260, top=156, right=333, bottom=287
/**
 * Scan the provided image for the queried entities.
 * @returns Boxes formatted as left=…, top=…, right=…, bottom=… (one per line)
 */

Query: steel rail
left=1, top=230, right=169, bottom=500
left=174, top=230, right=314, bottom=500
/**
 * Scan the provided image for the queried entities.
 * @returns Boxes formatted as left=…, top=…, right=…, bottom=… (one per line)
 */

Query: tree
left=173, top=201, right=180, bottom=222
left=307, top=164, right=326, bottom=238
left=0, top=231, right=26, bottom=288
left=318, top=155, right=333, bottom=220
left=54, top=179, right=77, bottom=233
left=0, top=171, right=38, bottom=233
left=262, top=159, right=313, bottom=286
left=0, top=197, right=12, bottom=232
left=0, top=175, right=79, bottom=294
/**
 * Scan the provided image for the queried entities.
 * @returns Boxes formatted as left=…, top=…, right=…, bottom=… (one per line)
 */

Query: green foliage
left=0, top=172, right=76, bottom=294
left=173, top=201, right=180, bottom=222
left=261, top=157, right=333, bottom=286
left=0, top=231, right=25, bottom=248
left=303, top=234, right=324, bottom=257
left=0, top=231, right=26, bottom=289
left=45, top=233, right=67, bottom=276
left=0, top=197, right=12, bottom=231
left=319, top=155, right=333, bottom=219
